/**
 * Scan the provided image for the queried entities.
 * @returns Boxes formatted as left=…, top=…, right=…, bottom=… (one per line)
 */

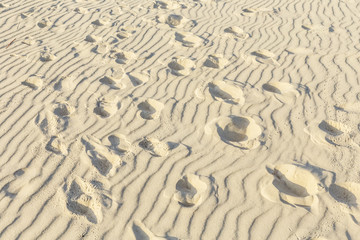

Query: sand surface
left=1, top=0, right=360, bottom=239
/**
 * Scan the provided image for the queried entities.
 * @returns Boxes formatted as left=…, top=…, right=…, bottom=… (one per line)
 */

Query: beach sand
left=0, top=0, right=360, bottom=239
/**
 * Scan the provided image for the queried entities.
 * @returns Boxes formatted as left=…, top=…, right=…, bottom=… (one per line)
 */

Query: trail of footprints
left=7, top=0, right=360, bottom=238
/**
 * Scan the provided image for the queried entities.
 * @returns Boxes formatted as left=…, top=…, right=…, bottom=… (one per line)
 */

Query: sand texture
left=1, top=0, right=360, bottom=239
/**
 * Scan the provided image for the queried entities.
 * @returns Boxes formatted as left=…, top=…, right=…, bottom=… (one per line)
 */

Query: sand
left=0, top=0, right=360, bottom=239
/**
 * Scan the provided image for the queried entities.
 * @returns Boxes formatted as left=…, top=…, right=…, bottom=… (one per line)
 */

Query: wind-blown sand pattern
left=1, top=0, right=360, bottom=239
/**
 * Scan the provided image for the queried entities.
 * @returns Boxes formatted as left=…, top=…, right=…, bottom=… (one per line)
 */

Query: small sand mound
left=174, top=174, right=207, bottom=207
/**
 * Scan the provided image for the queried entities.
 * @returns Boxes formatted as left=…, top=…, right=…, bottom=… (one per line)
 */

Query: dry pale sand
left=1, top=0, right=360, bottom=239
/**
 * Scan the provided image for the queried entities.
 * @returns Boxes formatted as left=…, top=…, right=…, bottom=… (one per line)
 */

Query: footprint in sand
left=174, top=174, right=207, bottom=207
left=203, top=54, right=228, bottom=69
left=132, top=221, right=174, bottom=240
left=286, top=47, right=313, bottom=55
left=116, top=29, right=134, bottom=40
left=251, top=49, right=279, bottom=66
left=262, top=82, right=299, bottom=96
left=0, top=3, right=9, bottom=8
left=262, top=164, right=323, bottom=208
left=139, top=137, right=169, bottom=157
left=100, top=67, right=126, bottom=89
left=103, top=133, right=131, bottom=154
left=22, top=75, right=43, bottom=90
left=94, top=95, right=120, bottom=118
left=74, top=7, right=88, bottom=14
left=175, top=32, right=202, bottom=47
left=22, top=36, right=35, bottom=46
left=168, top=56, right=195, bottom=76
left=1, top=168, right=38, bottom=199
left=35, top=110, right=67, bottom=136
left=54, top=75, right=76, bottom=92
left=137, top=99, right=164, bottom=120
left=305, top=120, right=354, bottom=146
left=93, top=42, right=109, bottom=54
left=92, top=18, right=110, bottom=27
left=113, top=50, right=136, bottom=64
left=85, top=35, right=102, bottom=43
left=128, top=71, right=150, bottom=86
left=37, top=18, right=52, bottom=28
left=65, top=177, right=103, bottom=223
left=205, top=115, right=262, bottom=150
left=156, top=14, right=190, bottom=28
left=154, top=0, right=181, bottom=9
left=40, top=51, right=56, bottom=62
left=208, top=80, right=245, bottom=105
left=21, top=8, right=35, bottom=19
left=329, top=182, right=360, bottom=207
left=241, top=7, right=274, bottom=16
left=82, top=135, right=122, bottom=176
left=54, top=102, right=75, bottom=117
left=46, top=136, right=68, bottom=155
left=224, top=26, right=249, bottom=40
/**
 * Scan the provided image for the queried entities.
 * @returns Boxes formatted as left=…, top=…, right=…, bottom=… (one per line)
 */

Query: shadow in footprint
left=329, top=184, right=357, bottom=207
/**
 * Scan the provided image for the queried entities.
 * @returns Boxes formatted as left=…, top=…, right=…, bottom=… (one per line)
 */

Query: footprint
left=40, top=51, right=56, bottom=62
left=157, top=14, right=188, bottom=28
left=241, top=7, right=273, bottom=16
left=132, top=221, right=172, bottom=240
left=46, top=136, right=68, bottom=155
left=329, top=182, right=360, bottom=207
left=210, top=116, right=262, bottom=149
left=85, top=35, right=102, bottom=43
left=153, top=0, right=180, bottom=9
left=54, top=102, right=75, bottom=117
left=1, top=168, right=38, bottom=199
left=74, top=7, right=88, bottom=14
left=262, top=82, right=298, bottom=95
left=94, top=95, right=120, bottom=118
left=54, top=75, right=76, bottom=92
left=168, top=56, right=195, bottom=76
left=263, top=164, right=323, bottom=207
left=35, top=110, right=65, bottom=136
left=65, top=177, right=103, bottom=223
left=251, top=49, right=279, bottom=66
left=116, top=30, right=132, bottom=40
left=224, top=26, right=249, bottom=40
left=203, top=54, right=228, bottom=69
left=175, top=32, right=202, bottom=47
left=128, top=72, right=150, bottom=86
left=0, top=3, right=9, bottom=8
left=114, top=50, right=136, bottom=64
left=100, top=75, right=126, bottom=89
left=137, top=99, right=164, bottom=120
left=104, top=133, right=131, bottom=154
left=92, top=19, right=109, bottom=27
left=139, top=137, right=169, bottom=157
left=286, top=47, right=313, bottom=55
left=174, top=174, right=207, bottom=207
left=82, top=135, right=122, bottom=176
left=93, top=43, right=108, bottom=54
left=208, top=80, right=245, bottom=105
left=22, top=75, right=43, bottom=90
left=22, top=36, right=35, bottom=46
left=318, top=120, right=351, bottom=137
left=37, top=18, right=52, bottom=28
